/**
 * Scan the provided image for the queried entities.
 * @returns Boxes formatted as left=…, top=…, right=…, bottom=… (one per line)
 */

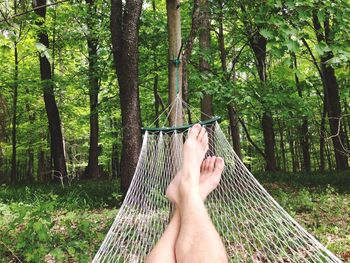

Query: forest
left=0, top=0, right=349, bottom=262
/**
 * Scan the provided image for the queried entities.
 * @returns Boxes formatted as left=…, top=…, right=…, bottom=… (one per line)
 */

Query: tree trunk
left=152, top=1, right=160, bottom=127
left=182, top=0, right=199, bottom=122
left=292, top=53, right=311, bottom=172
left=343, top=99, right=350, bottom=150
left=84, top=0, right=100, bottom=179
left=34, top=0, right=67, bottom=180
left=166, top=0, right=183, bottom=126
left=199, top=0, right=213, bottom=120
left=319, top=99, right=327, bottom=172
left=313, top=11, right=349, bottom=170
left=26, top=149, right=34, bottom=182
left=10, top=41, right=18, bottom=185
left=277, top=119, right=286, bottom=172
left=250, top=33, right=277, bottom=172
left=110, top=0, right=142, bottom=194
left=217, top=1, right=242, bottom=159
left=0, top=96, right=6, bottom=175
left=228, top=105, right=242, bottom=159
left=288, top=130, right=295, bottom=172
left=262, top=112, right=277, bottom=171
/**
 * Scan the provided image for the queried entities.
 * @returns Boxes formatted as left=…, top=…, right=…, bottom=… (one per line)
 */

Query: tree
left=292, top=53, right=311, bottom=172
left=216, top=0, right=242, bottom=159
left=199, top=0, right=213, bottom=120
left=239, top=2, right=277, bottom=172
left=312, top=10, right=349, bottom=170
left=110, top=0, right=143, bottom=193
left=166, top=0, right=183, bottom=126
left=33, top=0, right=67, bottom=180
left=10, top=0, right=19, bottom=184
left=84, top=0, right=100, bottom=179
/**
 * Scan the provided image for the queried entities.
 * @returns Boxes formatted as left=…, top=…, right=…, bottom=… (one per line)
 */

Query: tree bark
left=217, top=0, right=242, bottom=159
left=10, top=41, right=18, bottom=185
left=277, top=119, right=286, bottom=172
left=166, top=0, right=183, bottom=126
left=249, top=33, right=277, bottom=172
left=199, top=0, right=213, bottom=120
left=228, top=105, right=242, bottom=159
left=182, top=0, right=199, bottom=122
left=33, top=0, right=67, bottom=180
left=84, top=0, right=100, bottom=179
left=343, top=99, right=350, bottom=150
left=292, top=53, right=311, bottom=172
left=151, top=0, right=160, bottom=127
left=312, top=11, right=349, bottom=170
left=0, top=95, right=7, bottom=173
left=110, top=0, right=143, bottom=194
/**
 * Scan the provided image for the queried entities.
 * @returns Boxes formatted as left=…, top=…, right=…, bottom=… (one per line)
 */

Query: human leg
left=145, top=207, right=180, bottom=263
left=146, top=125, right=227, bottom=263
left=167, top=125, right=228, bottom=263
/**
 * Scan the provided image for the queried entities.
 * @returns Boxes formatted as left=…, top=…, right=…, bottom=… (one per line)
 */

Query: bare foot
left=166, top=124, right=208, bottom=204
left=199, top=156, right=225, bottom=200
left=166, top=157, right=224, bottom=205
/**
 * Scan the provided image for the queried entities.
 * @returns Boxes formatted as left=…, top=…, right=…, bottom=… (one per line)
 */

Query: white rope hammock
left=93, top=98, right=341, bottom=263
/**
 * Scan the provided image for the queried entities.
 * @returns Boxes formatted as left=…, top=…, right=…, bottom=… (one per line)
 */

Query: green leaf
left=326, top=56, right=341, bottom=65
left=33, top=221, right=43, bottom=232
left=285, top=39, right=300, bottom=52
left=315, top=42, right=331, bottom=56
left=260, top=28, right=274, bottom=40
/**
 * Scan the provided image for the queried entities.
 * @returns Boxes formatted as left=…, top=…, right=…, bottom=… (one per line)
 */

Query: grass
left=0, top=173, right=349, bottom=262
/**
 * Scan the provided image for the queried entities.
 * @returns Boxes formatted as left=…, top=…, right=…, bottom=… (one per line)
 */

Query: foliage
left=0, top=180, right=120, bottom=262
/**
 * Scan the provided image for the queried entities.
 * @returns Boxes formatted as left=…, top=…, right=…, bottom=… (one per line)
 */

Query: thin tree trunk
left=110, top=117, right=119, bottom=179
left=249, top=33, right=277, bottom=172
left=110, top=0, right=143, bottom=194
left=166, top=0, right=183, bottom=126
left=288, top=130, right=297, bottom=172
left=292, top=53, right=311, bottom=172
left=313, top=11, right=349, bottom=170
left=152, top=0, right=160, bottom=127
left=84, top=0, right=100, bottom=179
left=34, top=0, right=67, bottom=180
left=277, top=119, right=286, bottom=172
left=325, top=141, right=333, bottom=171
left=182, top=0, right=200, bottom=122
left=343, top=99, right=350, bottom=150
left=217, top=1, right=242, bottom=159
left=199, top=0, right=213, bottom=120
left=228, top=105, right=242, bottom=159
left=10, top=41, right=18, bottom=185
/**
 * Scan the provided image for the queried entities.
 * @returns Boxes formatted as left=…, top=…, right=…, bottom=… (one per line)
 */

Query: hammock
left=93, top=98, right=341, bottom=263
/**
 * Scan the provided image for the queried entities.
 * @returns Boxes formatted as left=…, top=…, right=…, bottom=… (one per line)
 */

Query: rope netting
left=93, top=120, right=341, bottom=262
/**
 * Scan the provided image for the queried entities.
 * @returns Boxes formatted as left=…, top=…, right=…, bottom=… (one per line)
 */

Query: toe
left=189, top=124, right=201, bottom=139
left=209, top=156, right=216, bottom=171
left=198, top=126, right=207, bottom=140
left=214, top=157, right=225, bottom=173
left=204, top=157, right=211, bottom=172
left=202, top=132, right=209, bottom=150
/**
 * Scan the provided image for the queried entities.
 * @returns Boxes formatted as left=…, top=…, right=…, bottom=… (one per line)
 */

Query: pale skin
left=146, top=124, right=228, bottom=263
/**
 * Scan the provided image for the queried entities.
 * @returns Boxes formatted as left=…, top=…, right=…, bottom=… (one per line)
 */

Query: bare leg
left=168, top=124, right=228, bottom=263
left=146, top=124, right=226, bottom=263
left=146, top=156, right=224, bottom=263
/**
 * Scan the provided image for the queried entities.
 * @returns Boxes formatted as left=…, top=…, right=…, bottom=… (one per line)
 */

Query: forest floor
left=0, top=173, right=349, bottom=263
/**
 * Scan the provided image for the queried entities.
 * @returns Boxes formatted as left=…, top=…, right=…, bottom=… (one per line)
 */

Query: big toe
left=188, top=124, right=201, bottom=139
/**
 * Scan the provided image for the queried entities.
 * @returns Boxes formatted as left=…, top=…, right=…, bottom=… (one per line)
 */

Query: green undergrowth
left=0, top=174, right=349, bottom=262
left=0, top=180, right=121, bottom=262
